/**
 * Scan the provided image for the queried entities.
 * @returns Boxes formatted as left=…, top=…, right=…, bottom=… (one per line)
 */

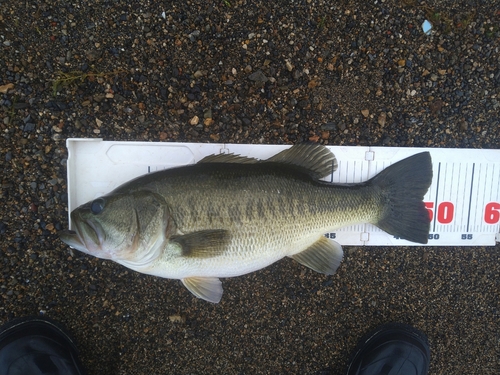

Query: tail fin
left=370, top=152, right=433, bottom=244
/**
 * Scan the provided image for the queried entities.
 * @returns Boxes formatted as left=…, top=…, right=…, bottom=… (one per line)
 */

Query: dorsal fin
left=265, top=143, right=337, bottom=179
left=198, top=153, right=259, bottom=164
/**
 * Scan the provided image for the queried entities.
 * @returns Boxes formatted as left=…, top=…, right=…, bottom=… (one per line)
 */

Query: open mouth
left=59, top=215, right=105, bottom=256
left=59, top=228, right=89, bottom=254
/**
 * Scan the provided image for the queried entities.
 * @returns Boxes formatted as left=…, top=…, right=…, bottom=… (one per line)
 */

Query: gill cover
left=60, top=191, right=172, bottom=264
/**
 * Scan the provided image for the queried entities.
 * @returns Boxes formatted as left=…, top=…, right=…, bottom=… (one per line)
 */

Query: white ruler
left=65, top=139, right=500, bottom=246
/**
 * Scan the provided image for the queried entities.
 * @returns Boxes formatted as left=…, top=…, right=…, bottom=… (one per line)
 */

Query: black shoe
left=346, top=323, right=430, bottom=375
left=0, top=316, right=86, bottom=375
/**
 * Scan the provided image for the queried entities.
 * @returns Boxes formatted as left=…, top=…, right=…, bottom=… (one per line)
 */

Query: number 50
left=425, top=202, right=454, bottom=224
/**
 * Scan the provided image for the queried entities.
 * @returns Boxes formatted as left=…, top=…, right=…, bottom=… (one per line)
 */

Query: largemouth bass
left=60, top=144, right=432, bottom=303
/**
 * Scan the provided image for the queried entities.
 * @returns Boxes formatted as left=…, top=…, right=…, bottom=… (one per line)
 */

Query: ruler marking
left=481, top=164, right=489, bottom=232
left=455, top=163, right=464, bottom=232
left=462, top=164, right=469, bottom=232
left=443, top=163, right=449, bottom=233
left=334, top=160, right=341, bottom=183
left=475, top=163, right=483, bottom=232
left=456, top=163, right=465, bottom=232
left=450, top=162, right=455, bottom=232
left=494, top=164, right=500, bottom=218
left=492, top=163, right=498, bottom=205
left=345, top=161, right=349, bottom=183
left=466, top=163, right=475, bottom=232
left=432, top=162, right=441, bottom=232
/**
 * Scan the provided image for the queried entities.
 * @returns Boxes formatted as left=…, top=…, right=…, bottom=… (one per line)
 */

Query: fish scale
left=120, top=165, right=386, bottom=278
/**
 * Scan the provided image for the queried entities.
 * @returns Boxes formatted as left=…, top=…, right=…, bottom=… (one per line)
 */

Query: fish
left=59, top=144, right=433, bottom=303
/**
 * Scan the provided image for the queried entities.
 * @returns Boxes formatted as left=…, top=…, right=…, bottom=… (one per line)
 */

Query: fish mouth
left=59, top=217, right=108, bottom=258
left=59, top=229, right=89, bottom=254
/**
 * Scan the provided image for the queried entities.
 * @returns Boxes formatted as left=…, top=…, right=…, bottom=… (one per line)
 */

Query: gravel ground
left=1, top=0, right=499, bottom=374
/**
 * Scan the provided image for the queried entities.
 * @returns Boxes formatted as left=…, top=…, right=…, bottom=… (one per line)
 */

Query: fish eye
left=90, top=198, right=105, bottom=215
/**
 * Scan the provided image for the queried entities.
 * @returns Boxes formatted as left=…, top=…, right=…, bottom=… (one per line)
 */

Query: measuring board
left=65, top=139, right=500, bottom=246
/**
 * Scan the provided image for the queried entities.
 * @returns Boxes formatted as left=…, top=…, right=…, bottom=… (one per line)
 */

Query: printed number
left=484, top=202, right=500, bottom=224
left=428, top=234, right=440, bottom=240
left=424, top=202, right=434, bottom=221
left=437, top=202, right=454, bottom=224
left=461, top=234, right=473, bottom=240
left=424, top=202, right=454, bottom=224
left=325, top=233, right=336, bottom=239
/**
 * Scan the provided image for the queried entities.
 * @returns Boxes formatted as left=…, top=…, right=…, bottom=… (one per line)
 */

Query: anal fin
left=181, top=277, right=223, bottom=303
left=290, top=236, right=344, bottom=275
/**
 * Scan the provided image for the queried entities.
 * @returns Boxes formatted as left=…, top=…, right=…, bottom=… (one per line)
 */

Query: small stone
left=204, top=118, right=213, bottom=126
left=168, top=314, right=186, bottom=323
left=361, top=109, right=369, bottom=117
left=378, top=112, right=387, bottom=127
left=285, top=60, right=294, bottom=72
left=459, top=120, right=468, bottom=132
left=308, top=135, right=320, bottom=142
left=397, top=59, right=406, bottom=67
left=0, top=83, right=14, bottom=93
left=321, top=122, right=336, bottom=131
left=248, top=70, right=268, bottom=83
left=96, top=118, right=103, bottom=127
left=190, top=116, right=199, bottom=125
left=193, top=70, right=204, bottom=78
left=24, top=123, right=36, bottom=132
left=204, top=109, right=212, bottom=119
left=210, top=133, right=220, bottom=141
left=159, top=132, right=168, bottom=140
left=308, top=79, right=320, bottom=89
left=188, top=30, right=200, bottom=42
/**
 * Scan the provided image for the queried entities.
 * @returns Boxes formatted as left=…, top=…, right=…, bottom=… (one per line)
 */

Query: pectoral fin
left=290, top=236, right=344, bottom=275
left=171, top=229, right=230, bottom=258
left=181, top=277, right=223, bottom=303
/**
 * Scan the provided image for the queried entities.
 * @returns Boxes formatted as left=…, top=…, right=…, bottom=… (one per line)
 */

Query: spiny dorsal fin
left=290, top=236, right=343, bottom=275
left=265, top=143, right=337, bottom=179
left=198, top=153, right=259, bottom=164
left=171, top=229, right=230, bottom=258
